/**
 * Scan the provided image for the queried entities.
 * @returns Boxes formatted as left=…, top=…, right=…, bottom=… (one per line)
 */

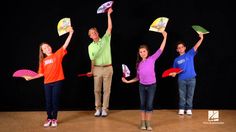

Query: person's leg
left=139, top=84, right=147, bottom=113
left=51, top=81, right=62, bottom=127
left=178, top=79, right=187, bottom=114
left=140, top=112, right=146, bottom=130
left=145, top=84, right=156, bottom=114
left=44, top=84, right=53, bottom=119
left=186, top=78, right=196, bottom=115
left=146, top=112, right=153, bottom=131
left=139, top=84, right=147, bottom=130
left=102, top=66, right=113, bottom=116
left=43, top=84, right=52, bottom=127
left=93, top=67, right=103, bottom=116
left=145, top=84, right=156, bottom=131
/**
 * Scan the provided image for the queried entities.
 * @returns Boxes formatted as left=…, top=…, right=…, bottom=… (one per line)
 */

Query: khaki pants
left=93, top=66, right=113, bottom=111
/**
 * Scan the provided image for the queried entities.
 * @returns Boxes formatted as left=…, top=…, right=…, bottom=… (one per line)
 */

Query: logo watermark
left=203, top=110, right=224, bottom=125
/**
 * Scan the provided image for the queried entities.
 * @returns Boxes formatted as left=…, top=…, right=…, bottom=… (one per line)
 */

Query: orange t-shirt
left=38, top=48, right=67, bottom=84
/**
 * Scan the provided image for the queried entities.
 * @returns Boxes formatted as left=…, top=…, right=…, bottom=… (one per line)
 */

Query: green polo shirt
left=88, top=33, right=112, bottom=65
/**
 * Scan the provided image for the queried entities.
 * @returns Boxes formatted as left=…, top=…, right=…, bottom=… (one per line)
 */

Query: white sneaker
left=186, top=110, right=192, bottom=115
left=94, top=109, right=101, bottom=117
left=43, top=119, right=52, bottom=127
left=146, top=121, right=153, bottom=131
left=147, top=126, right=153, bottom=131
left=178, top=109, right=185, bottom=115
left=51, top=119, right=58, bottom=127
left=101, top=109, right=108, bottom=117
left=140, top=120, right=146, bottom=130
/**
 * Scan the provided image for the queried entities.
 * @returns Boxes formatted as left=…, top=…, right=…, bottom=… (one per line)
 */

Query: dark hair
left=136, top=44, right=149, bottom=69
left=176, top=41, right=186, bottom=48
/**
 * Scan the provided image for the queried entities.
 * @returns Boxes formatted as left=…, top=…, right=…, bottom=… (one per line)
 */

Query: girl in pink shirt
left=122, top=31, right=167, bottom=131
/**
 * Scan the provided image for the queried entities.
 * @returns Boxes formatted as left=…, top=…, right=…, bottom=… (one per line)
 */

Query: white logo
left=44, top=59, right=53, bottom=65
left=208, top=110, right=219, bottom=121
left=177, top=59, right=185, bottom=64
left=203, top=110, right=224, bottom=124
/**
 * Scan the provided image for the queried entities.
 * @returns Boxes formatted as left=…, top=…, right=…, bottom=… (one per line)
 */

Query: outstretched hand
left=23, top=76, right=33, bottom=81
left=169, top=72, right=177, bottom=77
left=121, top=77, right=128, bottom=83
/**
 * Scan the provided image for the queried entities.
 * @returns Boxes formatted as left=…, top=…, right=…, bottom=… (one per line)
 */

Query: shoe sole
left=101, top=114, right=108, bottom=117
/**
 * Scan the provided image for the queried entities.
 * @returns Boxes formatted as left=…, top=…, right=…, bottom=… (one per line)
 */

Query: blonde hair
left=88, top=27, right=98, bottom=36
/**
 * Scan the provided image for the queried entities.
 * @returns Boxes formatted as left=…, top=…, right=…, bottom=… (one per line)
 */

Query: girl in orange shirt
left=24, top=26, right=74, bottom=127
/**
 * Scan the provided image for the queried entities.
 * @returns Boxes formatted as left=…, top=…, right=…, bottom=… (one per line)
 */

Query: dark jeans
left=139, top=83, right=156, bottom=112
left=178, top=77, right=196, bottom=110
left=44, top=81, right=63, bottom=119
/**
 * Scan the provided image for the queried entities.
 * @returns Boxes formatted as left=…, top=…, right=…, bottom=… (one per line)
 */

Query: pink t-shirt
left=137, top=49, right=162, bottom=85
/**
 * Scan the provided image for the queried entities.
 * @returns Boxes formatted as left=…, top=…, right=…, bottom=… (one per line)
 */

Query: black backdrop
left=1, top=0, right=235, bottom=111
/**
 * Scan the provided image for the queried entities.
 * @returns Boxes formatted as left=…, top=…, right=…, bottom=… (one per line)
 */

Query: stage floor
left=0, top=109, right=235, bottom=132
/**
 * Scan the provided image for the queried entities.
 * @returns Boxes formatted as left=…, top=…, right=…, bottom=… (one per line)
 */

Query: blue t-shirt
left=173, top=48, right=197, bottom=80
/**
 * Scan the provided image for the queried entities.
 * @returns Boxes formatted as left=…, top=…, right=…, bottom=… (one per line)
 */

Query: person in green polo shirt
left=87, top=8, right=113, bottom=117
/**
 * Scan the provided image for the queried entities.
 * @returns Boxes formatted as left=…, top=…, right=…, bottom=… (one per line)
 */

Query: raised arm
left=106, top=8, right=113, bottom=35
left=159, top=31, right=167, bottom=51
left=193, top=33, right=204, bottom=51
left=62, top=26, right=74, bottom=49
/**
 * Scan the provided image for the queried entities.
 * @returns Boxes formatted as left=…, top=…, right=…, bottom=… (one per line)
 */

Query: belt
left=94, top=64, right=112, bottom=67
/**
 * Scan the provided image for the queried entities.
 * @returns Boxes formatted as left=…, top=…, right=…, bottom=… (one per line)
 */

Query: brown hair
left=176, top=41, right=186, bottom=48
left=136, top=44, right=149, bottom=68
left=39, top=42, right=47, bottom=65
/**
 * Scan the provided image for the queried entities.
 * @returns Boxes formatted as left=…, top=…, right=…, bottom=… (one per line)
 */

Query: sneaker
left=94, top=109, right=101, bottom=117
left=146, top=121, right=153, bottom=131
left=147, top=126, right=153, bottom=131
left=140, top=120, right=146, bottom=130
left=51, top=119, right=58, bottom=127
left=43, top=119, right=52, bottom=127
left=101, top=109, right=108, bottom=117
left=178, top=109, right=185, bottom=115
left=186, top=110, right=192, bottom=115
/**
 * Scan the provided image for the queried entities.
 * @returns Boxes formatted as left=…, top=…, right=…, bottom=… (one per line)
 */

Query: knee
left=94, top=89, right=101, bottom=93
left=146, top=105, right=153, bottom=112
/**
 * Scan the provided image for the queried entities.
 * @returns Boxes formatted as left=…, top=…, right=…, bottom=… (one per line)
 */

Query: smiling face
left=176, top=43, right=186, bottom=55
left=88, top=28, right=99, bottom=42
left=41, top=43, right=52, bottom=56
left=139, top=48, right=148, bottom=60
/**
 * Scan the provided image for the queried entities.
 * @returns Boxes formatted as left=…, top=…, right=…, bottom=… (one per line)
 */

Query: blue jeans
left=139, top=83, right=156, bottom=112
left=44, top=81, right=63, bottom=119
left=178, top=77, right=196, bottom=110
